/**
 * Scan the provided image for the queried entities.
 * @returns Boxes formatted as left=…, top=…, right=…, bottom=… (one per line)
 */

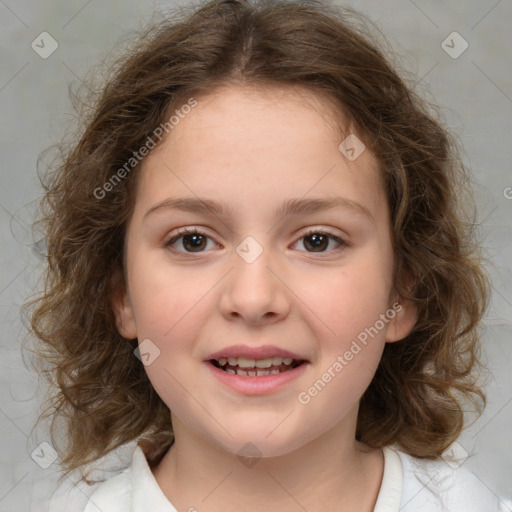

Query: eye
left=292, top=229, right=347, bottom=253
left=164, top=227, right=347, bottom=254
left=165, top=228, right=218, bottom=253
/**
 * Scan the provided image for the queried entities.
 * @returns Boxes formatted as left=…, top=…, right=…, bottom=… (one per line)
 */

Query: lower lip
left=204, top=361, right=309, bottom=395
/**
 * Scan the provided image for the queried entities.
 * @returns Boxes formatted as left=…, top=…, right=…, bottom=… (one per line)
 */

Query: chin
left=206, top=422, right=314, bottom=460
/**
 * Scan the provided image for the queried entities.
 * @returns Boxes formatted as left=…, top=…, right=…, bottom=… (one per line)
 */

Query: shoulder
left=48, top=442, right=137, bottom=512
left=83, top=469, right=132, bottom=511
left=388, top=445, right=501, bottom=512
left=84, top=444, right=177, bottom=511
left=50, top=443, right=177, bottom=512
left=47, top=468, right=131, bottom=512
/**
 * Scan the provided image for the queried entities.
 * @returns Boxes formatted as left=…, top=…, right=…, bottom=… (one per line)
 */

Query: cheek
left=128, top=247, right=210, bottom=337
left=308, top=256, right=393, bottom=346
left=294, top=252, right=394, bottom=419
left=295, top=350, right=381, bottom=435
left=296, top=264, right=391, bottom=417
left=128, top=260, right=214, bottom=413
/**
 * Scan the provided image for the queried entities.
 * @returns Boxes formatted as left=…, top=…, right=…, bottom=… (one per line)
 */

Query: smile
left=210, top=356, right=305, bottom=376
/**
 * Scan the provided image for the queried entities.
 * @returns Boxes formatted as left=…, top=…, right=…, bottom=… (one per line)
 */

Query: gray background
left=1, top=0, right=511, bottom=510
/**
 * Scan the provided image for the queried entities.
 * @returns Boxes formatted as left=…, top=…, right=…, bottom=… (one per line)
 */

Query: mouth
left=209, top=356, right=306, bottom=377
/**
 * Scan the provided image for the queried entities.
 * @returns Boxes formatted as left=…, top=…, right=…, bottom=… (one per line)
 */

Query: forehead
left=133, top=84, right=386, bottom=223
left=166, top=84, right=349, bottom=156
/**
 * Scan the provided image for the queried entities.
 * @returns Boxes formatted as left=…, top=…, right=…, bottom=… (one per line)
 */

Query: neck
left=151, top=405, right=384, bottom=512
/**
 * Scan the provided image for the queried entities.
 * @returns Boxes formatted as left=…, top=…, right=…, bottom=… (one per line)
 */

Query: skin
left=111, top=84, right=418, bottom=512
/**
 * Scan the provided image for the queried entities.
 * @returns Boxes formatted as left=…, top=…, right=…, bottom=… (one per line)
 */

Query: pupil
left=184, top=234, right=206, bottom=252
left=182, top=233, right=328, bottom=252
left=305, top=233, right=327, bottom=252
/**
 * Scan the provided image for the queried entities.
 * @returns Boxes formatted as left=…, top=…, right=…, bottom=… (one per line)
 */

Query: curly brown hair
left=23, top=0, right=490, bottom=483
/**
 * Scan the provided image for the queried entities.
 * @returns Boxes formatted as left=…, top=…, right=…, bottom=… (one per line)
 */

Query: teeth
left=237, top=357, right=256, bottom=368
left=214, top=355, right=303, bottom=377
left=255, top=358, right=273, bottom=368
left=216, top=356, right=296, bottom=368
left=218, top=357, right=293, bottom=368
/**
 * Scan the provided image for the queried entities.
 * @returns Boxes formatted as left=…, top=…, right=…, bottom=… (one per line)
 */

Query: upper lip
left=206, top=345, right=307, bottom=361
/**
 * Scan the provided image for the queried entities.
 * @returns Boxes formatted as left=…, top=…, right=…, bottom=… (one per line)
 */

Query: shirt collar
left=131, top=445, right=178, bottom=511
left=129, top=444, right=403, bottom=512
left=373, top=446, right=403, bottom=512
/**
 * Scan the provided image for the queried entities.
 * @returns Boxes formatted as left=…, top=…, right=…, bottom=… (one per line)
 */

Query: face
left=111, top=85, right=417, bottom=458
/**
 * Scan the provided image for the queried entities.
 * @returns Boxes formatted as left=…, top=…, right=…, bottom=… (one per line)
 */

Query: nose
left=219, top=239, right=291, bottom=326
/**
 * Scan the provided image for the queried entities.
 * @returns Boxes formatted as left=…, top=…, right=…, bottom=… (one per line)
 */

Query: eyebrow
left=143, top=196, right=375, bottom=223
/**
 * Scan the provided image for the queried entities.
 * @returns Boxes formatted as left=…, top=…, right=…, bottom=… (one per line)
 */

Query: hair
left=23, top=0, right=491, bottom=483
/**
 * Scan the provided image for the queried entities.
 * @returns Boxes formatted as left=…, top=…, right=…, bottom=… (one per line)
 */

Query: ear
left=386, top=269, right=418, bottom=343
left=109, top=267, right=138, bottom=339
left=385, top=297, right=418, bottom=343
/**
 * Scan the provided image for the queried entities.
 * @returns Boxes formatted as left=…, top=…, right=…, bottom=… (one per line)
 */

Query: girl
left=26, top=0, right=502, bottom=510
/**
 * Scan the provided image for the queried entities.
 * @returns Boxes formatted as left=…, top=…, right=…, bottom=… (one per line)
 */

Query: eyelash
left=164, top=227, right=347, bottom=255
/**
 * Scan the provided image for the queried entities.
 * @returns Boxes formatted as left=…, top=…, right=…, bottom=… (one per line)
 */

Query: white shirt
left=49, top=444, right=502, bottom=511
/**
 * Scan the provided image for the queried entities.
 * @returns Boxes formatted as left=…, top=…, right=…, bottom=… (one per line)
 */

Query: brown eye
left=165, top=229, right=216, bottom=253
left=294, top=230, right=346, bottom=253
